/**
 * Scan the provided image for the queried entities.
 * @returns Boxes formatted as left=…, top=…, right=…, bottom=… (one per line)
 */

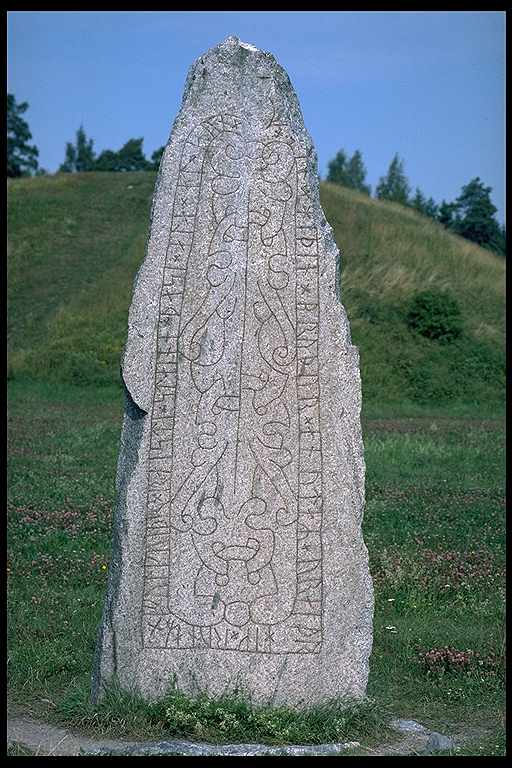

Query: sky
left=7, top=10, right=506, bottom=223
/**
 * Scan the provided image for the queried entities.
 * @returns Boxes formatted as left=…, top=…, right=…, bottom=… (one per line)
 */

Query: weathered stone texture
left=92, top=35, right=373, bottom=707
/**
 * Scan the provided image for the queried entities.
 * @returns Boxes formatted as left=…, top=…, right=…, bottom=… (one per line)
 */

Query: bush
left=406, top=290, right=463, bottom=343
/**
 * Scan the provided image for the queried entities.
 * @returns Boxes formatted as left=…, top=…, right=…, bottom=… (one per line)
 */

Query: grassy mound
left=7, top=173, right=505, bottom=407
left=320, top=183, right=505, bottom=406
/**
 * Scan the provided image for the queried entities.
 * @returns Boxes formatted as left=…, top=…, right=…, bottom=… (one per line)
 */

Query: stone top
left=123, top=35, right=351, bottom=414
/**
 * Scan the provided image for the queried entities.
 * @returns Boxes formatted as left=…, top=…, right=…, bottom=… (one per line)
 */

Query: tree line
left=7, top=92, right=506, bottom=257
left=326, top=148, right=506, bottom=257
left=58, top=125, right=164, bottom=173
left=7, top=93, right=165, bottom=177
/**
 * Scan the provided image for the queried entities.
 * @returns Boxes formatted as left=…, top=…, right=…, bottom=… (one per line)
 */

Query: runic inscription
left=142, top=113, right=324, bottom=654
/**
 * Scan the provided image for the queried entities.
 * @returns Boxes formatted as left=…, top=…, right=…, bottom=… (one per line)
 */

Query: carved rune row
left=141, top=113, right=324, bottom=654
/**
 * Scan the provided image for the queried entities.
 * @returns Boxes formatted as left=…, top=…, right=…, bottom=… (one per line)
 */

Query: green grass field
left=7, top=174, right=506, bottom=754
left=7, top=173, right=505, bottom=406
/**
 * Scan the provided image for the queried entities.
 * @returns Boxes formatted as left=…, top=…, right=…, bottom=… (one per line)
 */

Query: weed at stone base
left=55, top=680, right=391, bottom=746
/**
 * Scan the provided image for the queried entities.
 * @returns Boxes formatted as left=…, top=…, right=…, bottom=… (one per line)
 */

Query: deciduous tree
left=7, top=93, right=39, bottom=177
left=95, top=138, right=150, bottom=172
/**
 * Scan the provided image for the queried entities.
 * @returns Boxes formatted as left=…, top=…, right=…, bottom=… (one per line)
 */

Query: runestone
left=92, top=36, right=373, bottom=706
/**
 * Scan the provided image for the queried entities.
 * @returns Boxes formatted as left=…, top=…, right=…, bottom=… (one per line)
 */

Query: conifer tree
left=375, top=154, right=410, bottom=206
left=59, top=142, right=77, bottom=173
left=346, top=150, right=371, bottom=195
left=327, top=148, right=371, bottom=194
left=437, top=199, right=456, bottom=228
left=59, top=125, right=95, bottom=172
left=326, top=149, right=349, bottom=186
left=423, top=197, right=438, bottom=220
left=411, top=187, right=426, bottom=214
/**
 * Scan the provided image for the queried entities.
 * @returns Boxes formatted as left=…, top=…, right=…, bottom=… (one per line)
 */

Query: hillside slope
left=7, top=173, right=505, bottom=407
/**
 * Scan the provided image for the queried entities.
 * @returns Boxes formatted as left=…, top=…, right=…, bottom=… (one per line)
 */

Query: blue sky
left=7, top=10, right=505, bottom=223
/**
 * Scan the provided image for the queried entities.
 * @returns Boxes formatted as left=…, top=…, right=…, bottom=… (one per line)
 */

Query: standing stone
left=92, top=36, right=373, bottom=707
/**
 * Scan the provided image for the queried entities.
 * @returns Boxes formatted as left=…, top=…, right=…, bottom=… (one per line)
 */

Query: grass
left=7, top=743, right=36, bottom=756
left=7, top=173, right=150, bottom=386
left=435, top=724, right=507, bottom=757
left=319, top=183, right=505, bottom=406
left=6, top=173, right=505, bottom=754
left=7, top=380, right=505, bottom=753
left=7, top=173, right=505, bottom=406
left=55, top=682, right=390, bottom=746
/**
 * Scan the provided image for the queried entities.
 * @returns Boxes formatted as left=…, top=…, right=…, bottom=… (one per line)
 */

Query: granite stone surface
left=92, top=35, right=373, bottom=707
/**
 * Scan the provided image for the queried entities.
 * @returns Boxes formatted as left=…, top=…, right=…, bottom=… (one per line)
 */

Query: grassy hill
left=7, top=172, right=505, bottom=410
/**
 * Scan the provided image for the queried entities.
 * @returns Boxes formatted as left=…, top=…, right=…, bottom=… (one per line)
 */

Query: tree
left=59, top=142, right=77, bottom=173
left=451, top=177, right=502, bottom=252
left=423, top=197, right=438, bottom=220
left=95, top=138, right=150, bottom=172
left=59, top=125, right=95, bottom=172
left=327, top=148, right=371, bottom=194
left=115, top=138, right=150, bottom=171
left=437, top=199, right=456, bottom=228
left=496, top=224, right=506, bottom=257
left=411, top=187, right=426, bottom=215
left=375, top=154, right=410, bottom=206
left=93, top=149, right=119, bottom=172
left=150, top=145, right=165, bottom=171
left=346, top=150, right=371, bottom=195
left=326, top=149, right=349, bottom=186
left=411, top=189, right=438, bottom=220
left=7, top=93, right=39, bottom=177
